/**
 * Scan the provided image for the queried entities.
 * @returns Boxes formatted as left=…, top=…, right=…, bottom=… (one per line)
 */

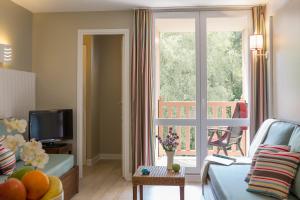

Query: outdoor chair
left=207, top=102, right=247, bottom=156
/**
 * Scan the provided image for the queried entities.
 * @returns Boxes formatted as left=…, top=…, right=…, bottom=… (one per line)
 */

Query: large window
left=154, top=15, right=198, bottom=170
left=204, top=15, right=251, bottom=157
left=153, top=11, right=252, bottom=174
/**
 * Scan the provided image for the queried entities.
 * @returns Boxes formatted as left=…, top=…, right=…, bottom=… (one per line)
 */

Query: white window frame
left=152, top=10, right=253, bottom=175
left=153, top=12, right=201, bottom=174
left=199, top=11, right=253, bottom=165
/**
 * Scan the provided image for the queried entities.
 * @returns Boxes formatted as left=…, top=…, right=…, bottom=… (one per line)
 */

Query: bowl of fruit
left=0, top=167, right=63, bottom=200
left=51, top=192, right=64, bottom=200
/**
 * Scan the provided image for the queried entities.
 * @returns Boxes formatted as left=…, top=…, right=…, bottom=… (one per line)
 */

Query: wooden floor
left=72, top=160, right=203, bottom=200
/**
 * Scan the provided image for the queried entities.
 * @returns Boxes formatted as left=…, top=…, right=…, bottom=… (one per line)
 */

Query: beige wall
left=88, top=35, right=102, bottom=159
left=32, top=11, right=133, bottom=154
left=267, top=0, right=300, bottom=123
left=94, top=35, right=122, bottom=155
left=0, top=0, right=32, bottom=71
left=85, top=35, right=122, bottom=159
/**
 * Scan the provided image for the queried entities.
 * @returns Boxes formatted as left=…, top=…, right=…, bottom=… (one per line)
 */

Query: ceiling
left=11, top=0, right=267, bottom=13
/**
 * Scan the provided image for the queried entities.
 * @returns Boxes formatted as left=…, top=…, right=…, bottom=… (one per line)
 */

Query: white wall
left=0, top=68, right=35, bottom=139
left=267, top=0, right=300, bottom=123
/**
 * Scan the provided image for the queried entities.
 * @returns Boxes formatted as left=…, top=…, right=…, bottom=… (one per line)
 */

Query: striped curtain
left=251, top=6, right=268, bottom=132
left=131, top=9, right=154, bottom=172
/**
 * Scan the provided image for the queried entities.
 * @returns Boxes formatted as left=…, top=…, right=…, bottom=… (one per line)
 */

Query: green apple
left=172, top=163, right=181, bottom=173
left=9, top=166, right=34, bottom=180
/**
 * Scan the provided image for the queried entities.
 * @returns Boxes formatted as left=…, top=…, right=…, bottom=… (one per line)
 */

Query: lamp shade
left=0, top=44, right=12, bottom=65
left=250, top=34, right=263, bottom=50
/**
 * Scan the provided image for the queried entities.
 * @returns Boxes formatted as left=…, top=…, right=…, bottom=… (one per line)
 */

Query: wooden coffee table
left=132, top=166, right=185, bottom=200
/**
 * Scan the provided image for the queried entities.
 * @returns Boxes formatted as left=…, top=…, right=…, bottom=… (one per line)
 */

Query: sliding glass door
left=200, top=11, right=252, bottom=161
left=153, top=11, right=252, bottom=174
left=153, top=12, right=200, bottom=174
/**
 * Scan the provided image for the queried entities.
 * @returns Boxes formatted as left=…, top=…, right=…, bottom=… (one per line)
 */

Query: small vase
left=166, top=151, right=175, bottom=170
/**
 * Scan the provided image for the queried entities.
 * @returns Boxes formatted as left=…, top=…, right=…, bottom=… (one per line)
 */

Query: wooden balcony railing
left=157, top=100, right=247, bottom=157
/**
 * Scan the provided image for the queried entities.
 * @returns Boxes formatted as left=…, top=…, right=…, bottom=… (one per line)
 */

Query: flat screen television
left=29, top=109, right=73, bottom=142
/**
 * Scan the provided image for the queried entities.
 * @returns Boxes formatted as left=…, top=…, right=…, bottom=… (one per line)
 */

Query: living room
left=0, top=0, right=300, bottom=200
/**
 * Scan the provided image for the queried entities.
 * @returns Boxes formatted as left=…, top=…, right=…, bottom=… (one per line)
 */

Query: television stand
left=42, top=143, right=72, bottom=154
left=42, top=142, right=67, bottom=148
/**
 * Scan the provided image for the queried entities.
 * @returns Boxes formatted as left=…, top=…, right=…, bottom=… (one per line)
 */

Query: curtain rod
left=135, top=5, right=261, bottom=12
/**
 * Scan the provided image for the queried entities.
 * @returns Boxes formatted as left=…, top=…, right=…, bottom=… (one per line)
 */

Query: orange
left=22, top=170, right=50, bottom=200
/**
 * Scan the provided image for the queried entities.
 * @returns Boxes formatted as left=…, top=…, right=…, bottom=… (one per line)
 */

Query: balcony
left=157, top=100, right=247, bottom=161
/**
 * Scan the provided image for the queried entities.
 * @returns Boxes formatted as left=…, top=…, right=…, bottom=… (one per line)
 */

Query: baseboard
left=124, top=172, right=132, bottom=181
left=99, top=153, right=122, bottom=160
left=86, top=154, right=101, bottom=166
left=86, top=153, right=122, bottom=166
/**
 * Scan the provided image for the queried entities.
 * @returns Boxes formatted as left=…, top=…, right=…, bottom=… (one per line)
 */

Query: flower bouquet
left=157, top=127, right=179, bottom=170
left=2, top=118, right=49, bottom=169
left=0, top=118, right=63, bottom=200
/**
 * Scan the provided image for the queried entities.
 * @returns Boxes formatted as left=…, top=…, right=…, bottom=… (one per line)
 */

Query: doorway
left=77, top=29, right=130, bottom=180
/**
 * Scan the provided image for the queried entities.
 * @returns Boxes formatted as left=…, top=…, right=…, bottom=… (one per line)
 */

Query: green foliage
left=207, top=32, right=243, bottom=101
left=159, top=32, right=196, bottom=101
left=159, top=31, right=243, bottom=102
left=158, top=32, right=243, bottom=154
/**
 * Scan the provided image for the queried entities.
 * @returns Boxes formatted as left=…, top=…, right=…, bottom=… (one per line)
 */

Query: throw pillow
left=263, top=122, right=296, bottom=145
left=245, top=144, right=291, bottom=182
left=0, top=119, right=21, bottom=161
left=247, top=150, right=300, bottom=199
left=0, top=136, right=16, bottom=175
left=289, top=127, right=300, bottom=198
left=289, top=127, right=300, bottom=152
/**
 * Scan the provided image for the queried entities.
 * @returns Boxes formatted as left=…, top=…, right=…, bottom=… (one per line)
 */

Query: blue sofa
left=0, top=122, right=78, bottom=200
left=203, top=120, right=300, bottom=200
left=0, top=154, right=75, bottom=183
left=0, top=154, right=78, bottom=200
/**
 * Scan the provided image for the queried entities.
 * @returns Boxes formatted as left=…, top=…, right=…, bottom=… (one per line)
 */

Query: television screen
left=29, top=109, right=73, bottom=141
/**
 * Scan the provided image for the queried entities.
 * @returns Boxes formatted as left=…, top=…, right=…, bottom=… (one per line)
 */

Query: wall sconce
left=250, top=34, right=263, bottom=50
left=250, top=34, right=268, bottom=59
left=0, top=44, right=12, bottom=65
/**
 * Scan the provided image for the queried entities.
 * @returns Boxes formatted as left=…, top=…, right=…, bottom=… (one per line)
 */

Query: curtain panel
left=131, top=9, right=154, bottom=172
left=251, top=6, right=268, bottom=132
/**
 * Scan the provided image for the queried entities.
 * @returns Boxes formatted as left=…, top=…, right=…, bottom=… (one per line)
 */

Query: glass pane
left=155, top=18, right=196, bottom=119
left=155, top=125, right=196, bottom=167
left=206, top=17, right=249, bottom=119
left=207, top=126, right=249, bottom=157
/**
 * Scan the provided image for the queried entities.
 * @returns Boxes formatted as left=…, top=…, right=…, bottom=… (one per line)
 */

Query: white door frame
left=199, top=10, right=253, bottom=159
left=152, top=10, right=253, bottom=175
left=152, top=12, right=201, bottom=174
left=77, top=29, right=131, bottom=180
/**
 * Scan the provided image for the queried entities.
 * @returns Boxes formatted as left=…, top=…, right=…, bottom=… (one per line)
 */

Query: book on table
left=205, top=155, right=234, bottom=166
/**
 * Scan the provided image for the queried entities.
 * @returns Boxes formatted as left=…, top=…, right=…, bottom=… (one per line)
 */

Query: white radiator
left=0, top=68, right=35, bottom=120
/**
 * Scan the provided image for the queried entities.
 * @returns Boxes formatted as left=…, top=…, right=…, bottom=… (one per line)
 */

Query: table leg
left=133, top=185, right=137, bottom=200
left=140, top=185, right=143, bottom=200
left=180, top=186, right=184, bottom=200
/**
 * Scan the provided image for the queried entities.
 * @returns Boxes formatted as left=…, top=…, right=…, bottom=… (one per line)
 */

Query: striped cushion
left=247, top=150, right=300, bottom=199
left=0, top=136, right=16, bottom=175
left=245, top=144, right=290, bottom=182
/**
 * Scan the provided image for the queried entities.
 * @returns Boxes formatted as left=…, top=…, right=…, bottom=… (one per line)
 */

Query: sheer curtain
left=131, top=9, right=154, bottom=171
